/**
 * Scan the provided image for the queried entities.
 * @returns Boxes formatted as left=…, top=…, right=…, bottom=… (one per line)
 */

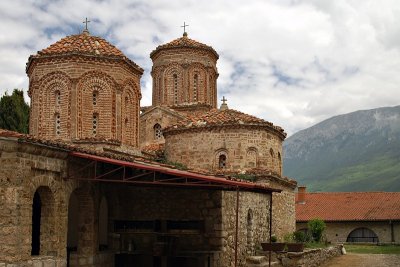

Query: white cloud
left=1, top=0, right=400, bottom=136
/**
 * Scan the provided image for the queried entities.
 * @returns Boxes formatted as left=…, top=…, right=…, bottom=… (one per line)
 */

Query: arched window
left=246, top=148, right=258, bottom=168
left=154, top=124, right=162, bottom=140
left=219, top=154, right=227, bottom=169
left=92, top=113, right=98, bottom=136
left=92, top=90, right=98, bottom=106
left=55, top=113, right=61, bottom=136
left=193, top=74, right=198, bottom=102
left=347, top=228, right=379, bottom=243
left=55, top=90, right=61, bottom=106
left=173, top=74, right=178, bottom=105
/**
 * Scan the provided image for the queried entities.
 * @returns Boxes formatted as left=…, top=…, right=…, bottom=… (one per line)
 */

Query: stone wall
left=275, top=244, right=343, bottom=267
left=0, top=140, right=110, bottom=267
left=28, top=56, right=142, bottom=147
left=220, top=191, right=271, bottom=267
left=0, top=139, right=71, bottom=265
left=297, top=221, right=400, bottom=244
left=165, top=127, right=283, bottom=175
left=246, top=245, right=343, bottom=267
left=139, top=106, right=185, bottom=149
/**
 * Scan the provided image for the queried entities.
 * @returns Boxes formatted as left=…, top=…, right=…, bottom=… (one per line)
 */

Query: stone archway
left=31, top=186, right=56, bottom=256
left=346, top=227, right=379, bottom=243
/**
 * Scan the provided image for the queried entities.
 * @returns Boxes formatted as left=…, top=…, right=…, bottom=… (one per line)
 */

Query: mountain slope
left=283, top=105, right=400, bottom=192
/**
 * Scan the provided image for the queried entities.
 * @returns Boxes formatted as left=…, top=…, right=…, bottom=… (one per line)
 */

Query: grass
left=344, top=244, right=400, bottom=254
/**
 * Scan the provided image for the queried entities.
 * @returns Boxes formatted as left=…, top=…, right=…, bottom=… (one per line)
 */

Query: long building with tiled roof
left=295, top=187, right=400, bottom=243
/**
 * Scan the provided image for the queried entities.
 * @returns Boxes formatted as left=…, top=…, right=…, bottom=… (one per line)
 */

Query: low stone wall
left=276, top=244, right=343, bottom=267
left=247, top=245, right=343, bottom=267
left=0, top=256, right=65, bottom=267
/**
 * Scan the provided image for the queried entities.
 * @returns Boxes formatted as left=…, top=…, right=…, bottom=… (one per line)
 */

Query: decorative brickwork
left=27, top=32, right=143, bottom=150
left=150, top=34, right=219, bottom=110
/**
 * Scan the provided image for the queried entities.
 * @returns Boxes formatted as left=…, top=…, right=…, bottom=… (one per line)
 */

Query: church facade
left=0, top=28, right=296, bottom=267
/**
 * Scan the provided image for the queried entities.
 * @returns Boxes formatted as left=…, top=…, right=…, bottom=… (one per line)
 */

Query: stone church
left=0, top=27, right=296, bottom=267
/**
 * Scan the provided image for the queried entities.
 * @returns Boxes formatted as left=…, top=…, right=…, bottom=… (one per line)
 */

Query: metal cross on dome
left=83, top=17, right=91, bottom=31
left=181, top=22, right=189, bottom=34
left=221, top=96, right=227, bottom=104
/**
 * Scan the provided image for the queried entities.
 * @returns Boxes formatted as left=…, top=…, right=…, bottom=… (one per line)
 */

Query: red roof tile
left=150, top=34, right=219, bottom=59
left=38, top=33, right=124, bottom=57
left=27, top=32, right=143, bottom=73
left=142, top=143, right=165, bottom=154
left=0, top=129, right=27, bottom=138
left=296, top=192, right=400, bottom=222
left=164, top=108, right=286, bottom=137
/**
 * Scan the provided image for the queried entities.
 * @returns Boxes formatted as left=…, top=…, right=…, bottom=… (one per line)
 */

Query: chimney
left=297, top=186, right=307, bottom=204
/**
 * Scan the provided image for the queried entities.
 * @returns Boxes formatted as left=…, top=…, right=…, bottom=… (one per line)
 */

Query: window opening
left=93, top=113, right=98, bottom=136
left=55, top=91, right=61, bottom=106
left=193, top=74, right=198, bottom=101
left=173, top=74, right=178, bottom=105
left=55, top=113, right=61, bottom=136
left=219, top=154, right=227, bottom=169
left=93, top=91, right=98, bottom=106
left=154, top=124, right=162, bottom=140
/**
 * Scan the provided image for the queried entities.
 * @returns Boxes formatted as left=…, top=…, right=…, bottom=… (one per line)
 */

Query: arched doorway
left=31, top=191, right=41, bottom=255
left=346, top=227, right=379, bottom=243
left=31, top=186, right=55, bottom=256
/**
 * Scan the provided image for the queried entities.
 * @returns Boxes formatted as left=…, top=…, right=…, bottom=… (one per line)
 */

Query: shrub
left=271, top=235, right=277, bottom=243
left=293, top=231, right=307, bottom=243
left=308, top=219, right=326, bottom=242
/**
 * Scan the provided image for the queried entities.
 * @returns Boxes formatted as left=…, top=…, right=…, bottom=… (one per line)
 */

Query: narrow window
left=173, top=74, right=178, bottom=105
left=93, top=91, right=98, bottom=106
left=154, top=123, right=162, bottom=140
left=93, top=113, right=98, bottom=136
left=55, top=113, right=61, bottom=136
left=55, top=91, right=61, bottom=106
left=219, top=154, right=227, bottom=169
left=193, top=74, right=198, bottom=102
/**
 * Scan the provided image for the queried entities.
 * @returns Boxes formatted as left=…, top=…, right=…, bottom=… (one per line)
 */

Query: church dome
left=164, top=108, right=286, bottom=140
left=27, top=31, right=142, bottom=73
left=150, top=33, right=219, bottom=59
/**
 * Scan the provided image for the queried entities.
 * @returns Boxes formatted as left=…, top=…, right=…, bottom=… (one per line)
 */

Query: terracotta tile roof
left=150, top=34, right=219, bottom=59
left=27, top=32, right=143, bottom=73
left=38, top=33, right=124, bottom=57
left=164, top=108, right=286, bottom=137
left=142, top=143, right=165, bottom=154
left=0, top=129, right=27, bottom=138
left=296, top=192, right=400, bottom=222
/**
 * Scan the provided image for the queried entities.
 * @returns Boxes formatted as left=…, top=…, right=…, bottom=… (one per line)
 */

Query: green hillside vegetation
left=284, top=106, right=400, bottom=192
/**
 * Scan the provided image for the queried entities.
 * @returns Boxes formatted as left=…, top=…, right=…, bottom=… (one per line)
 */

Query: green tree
left=307, top=219, right=326, bottom=243
left=0, top=89, right=30, bottom=133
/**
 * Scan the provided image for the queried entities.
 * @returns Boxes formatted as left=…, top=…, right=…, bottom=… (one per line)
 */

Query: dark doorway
left=346, top=227, right=379, bottom=243
left=31, top=191, right=41, bottom=255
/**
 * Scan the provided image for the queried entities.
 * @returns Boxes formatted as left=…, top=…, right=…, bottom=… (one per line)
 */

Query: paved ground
left=321, top=253, right=400, bottom=267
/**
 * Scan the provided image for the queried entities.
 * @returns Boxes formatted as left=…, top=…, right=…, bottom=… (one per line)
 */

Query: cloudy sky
left=1, top=0, right=399, bottom=135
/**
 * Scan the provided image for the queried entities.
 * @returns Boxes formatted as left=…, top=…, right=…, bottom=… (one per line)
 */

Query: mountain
left=283, top=105, right=400, bottom=192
